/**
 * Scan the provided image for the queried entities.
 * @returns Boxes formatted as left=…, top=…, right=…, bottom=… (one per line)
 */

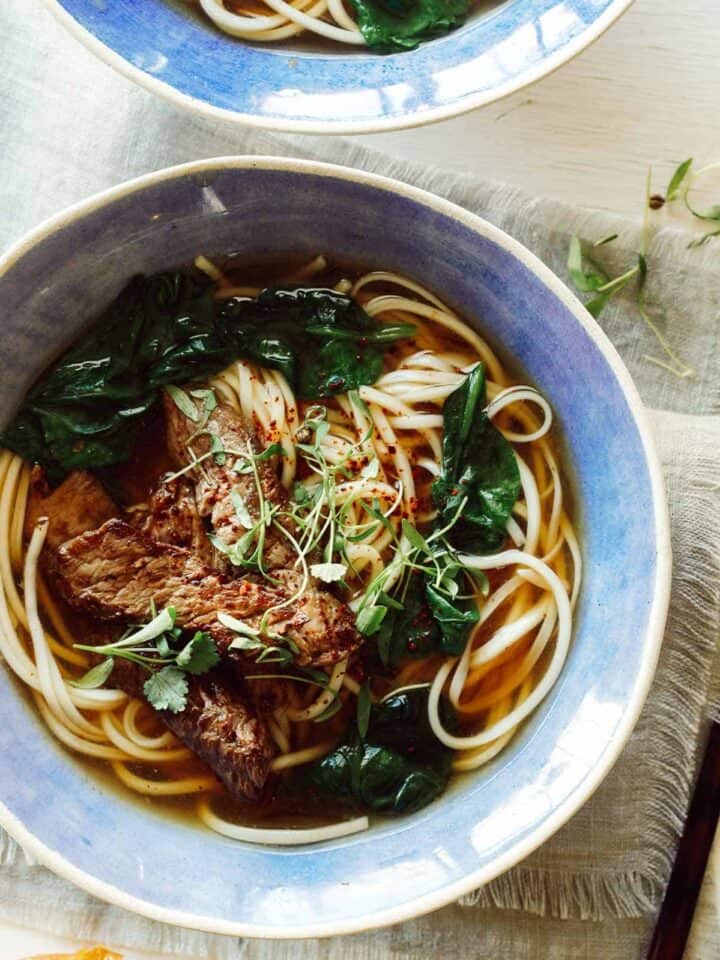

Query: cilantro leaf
left=144, top=666, right=189, bottom=713
left=175, top=632, right=220, bottom=675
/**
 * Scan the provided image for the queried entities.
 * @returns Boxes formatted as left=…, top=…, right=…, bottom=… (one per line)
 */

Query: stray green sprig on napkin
left=566, top=164, right=702, bottom=380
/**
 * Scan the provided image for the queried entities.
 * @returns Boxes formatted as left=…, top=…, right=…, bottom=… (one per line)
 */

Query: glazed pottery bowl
left=43, top=0, right=634, bottom=133
left=0, top=157, right=669, bottom=938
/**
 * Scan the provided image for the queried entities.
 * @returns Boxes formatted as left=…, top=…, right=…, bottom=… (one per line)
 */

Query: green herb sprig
left=72, top=606, right=220, bottom=713
left=567, top=168, right=694, bottom=379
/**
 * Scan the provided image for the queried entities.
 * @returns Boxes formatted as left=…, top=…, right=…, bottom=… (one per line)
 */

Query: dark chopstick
left=646, top=719, right=720, bottom=960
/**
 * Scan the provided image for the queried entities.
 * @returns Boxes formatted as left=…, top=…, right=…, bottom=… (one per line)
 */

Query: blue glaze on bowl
left=0, top=159, right=669, bottom=937
left=43, top=0, right=633, bottom=132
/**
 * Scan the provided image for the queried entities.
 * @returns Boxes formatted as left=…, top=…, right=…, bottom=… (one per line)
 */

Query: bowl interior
left=0, top=161, right=665, bottom=937
left=49, top=0, right=629, bottom=131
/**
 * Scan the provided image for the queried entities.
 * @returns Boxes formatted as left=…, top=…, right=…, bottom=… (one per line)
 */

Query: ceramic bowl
left=43, top=0, right=633, bottom=133
left=0, top=157, right=669, bottom=938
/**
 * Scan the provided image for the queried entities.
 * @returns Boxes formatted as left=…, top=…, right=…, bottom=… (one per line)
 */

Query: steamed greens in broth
left=308, top=687, right=456, bottom=813
left=0, top=272, right=415, bottom=479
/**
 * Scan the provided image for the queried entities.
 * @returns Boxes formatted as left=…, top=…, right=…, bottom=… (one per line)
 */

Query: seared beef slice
left=33, top=472, right=275, bottom=800
left=164, top=394, right=296, bottom=569
left=55, top=519, right=359, bottom=667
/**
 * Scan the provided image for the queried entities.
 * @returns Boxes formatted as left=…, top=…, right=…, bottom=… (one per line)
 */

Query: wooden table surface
left=3, top=0, right=719, bottom=956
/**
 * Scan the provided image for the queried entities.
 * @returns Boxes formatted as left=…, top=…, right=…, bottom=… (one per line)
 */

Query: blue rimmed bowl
left=43, top=0, right=633, bottom=133
left=0, top=157, right=669, bottom=938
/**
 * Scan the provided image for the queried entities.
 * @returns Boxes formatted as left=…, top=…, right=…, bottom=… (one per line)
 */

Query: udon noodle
left=182, top=0, right=367, bottom=45
left=0, top=257, right=580, bottom=844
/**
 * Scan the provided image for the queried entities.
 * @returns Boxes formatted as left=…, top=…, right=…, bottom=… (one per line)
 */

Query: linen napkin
left=1, top=2, right=719, bottom=958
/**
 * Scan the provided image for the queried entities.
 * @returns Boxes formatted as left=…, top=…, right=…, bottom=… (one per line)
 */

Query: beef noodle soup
left=0, top=254, right=579, bottom=844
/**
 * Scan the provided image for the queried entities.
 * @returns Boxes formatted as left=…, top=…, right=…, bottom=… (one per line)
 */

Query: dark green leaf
left=425, top=582, right=478, bottom=655
left=432, top=365, right=521, bottom=552
left=217, top=286, right=414, bottom=400
left=308, top=688, right=456, bottom=814
left=144, top=666, right=189, bottom=713
left=348, top=0, right=471, bottom=52
left=376, top=573, right=441, bottom=667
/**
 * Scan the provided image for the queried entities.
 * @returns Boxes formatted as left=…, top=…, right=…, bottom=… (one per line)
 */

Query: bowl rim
left=0, top=155, right=671, bottom=939
left=40, top=0, right=635, bottom=135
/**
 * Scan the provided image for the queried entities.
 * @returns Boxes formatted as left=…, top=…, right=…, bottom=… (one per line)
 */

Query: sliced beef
left=55, top=519, right=359, bottom=667
left=32, top=474, right=275, bottom=801
left=164, top=394, right=296, bottom=570
left=141, top=474, right=218, bottom=568
left=111, top=659, right=274, bottom=801
left=25, top=468, right=117, bottom=552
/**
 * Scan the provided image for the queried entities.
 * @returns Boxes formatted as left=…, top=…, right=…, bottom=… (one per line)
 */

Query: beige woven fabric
left=1, top=2, right=719, bottom=957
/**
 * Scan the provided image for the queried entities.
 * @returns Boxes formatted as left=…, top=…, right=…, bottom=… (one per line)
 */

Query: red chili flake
left=358, top=337, right=369, bottom=348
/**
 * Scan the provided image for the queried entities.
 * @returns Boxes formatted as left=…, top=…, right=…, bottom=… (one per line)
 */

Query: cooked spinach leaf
left=1, top=273, right=414, bottom=477
left=432, top=364, right=521, bottom=551
left=376, top=573, right=442, bottom=666
left=308, top=687, right=456, bottom=814
left=217, top=286, right=415, bottom=399
left=349, top=0, right=471, bottom=52
left=424, top=580, right=478, bottom=655
left=375, top=570, right=476, bottom=665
